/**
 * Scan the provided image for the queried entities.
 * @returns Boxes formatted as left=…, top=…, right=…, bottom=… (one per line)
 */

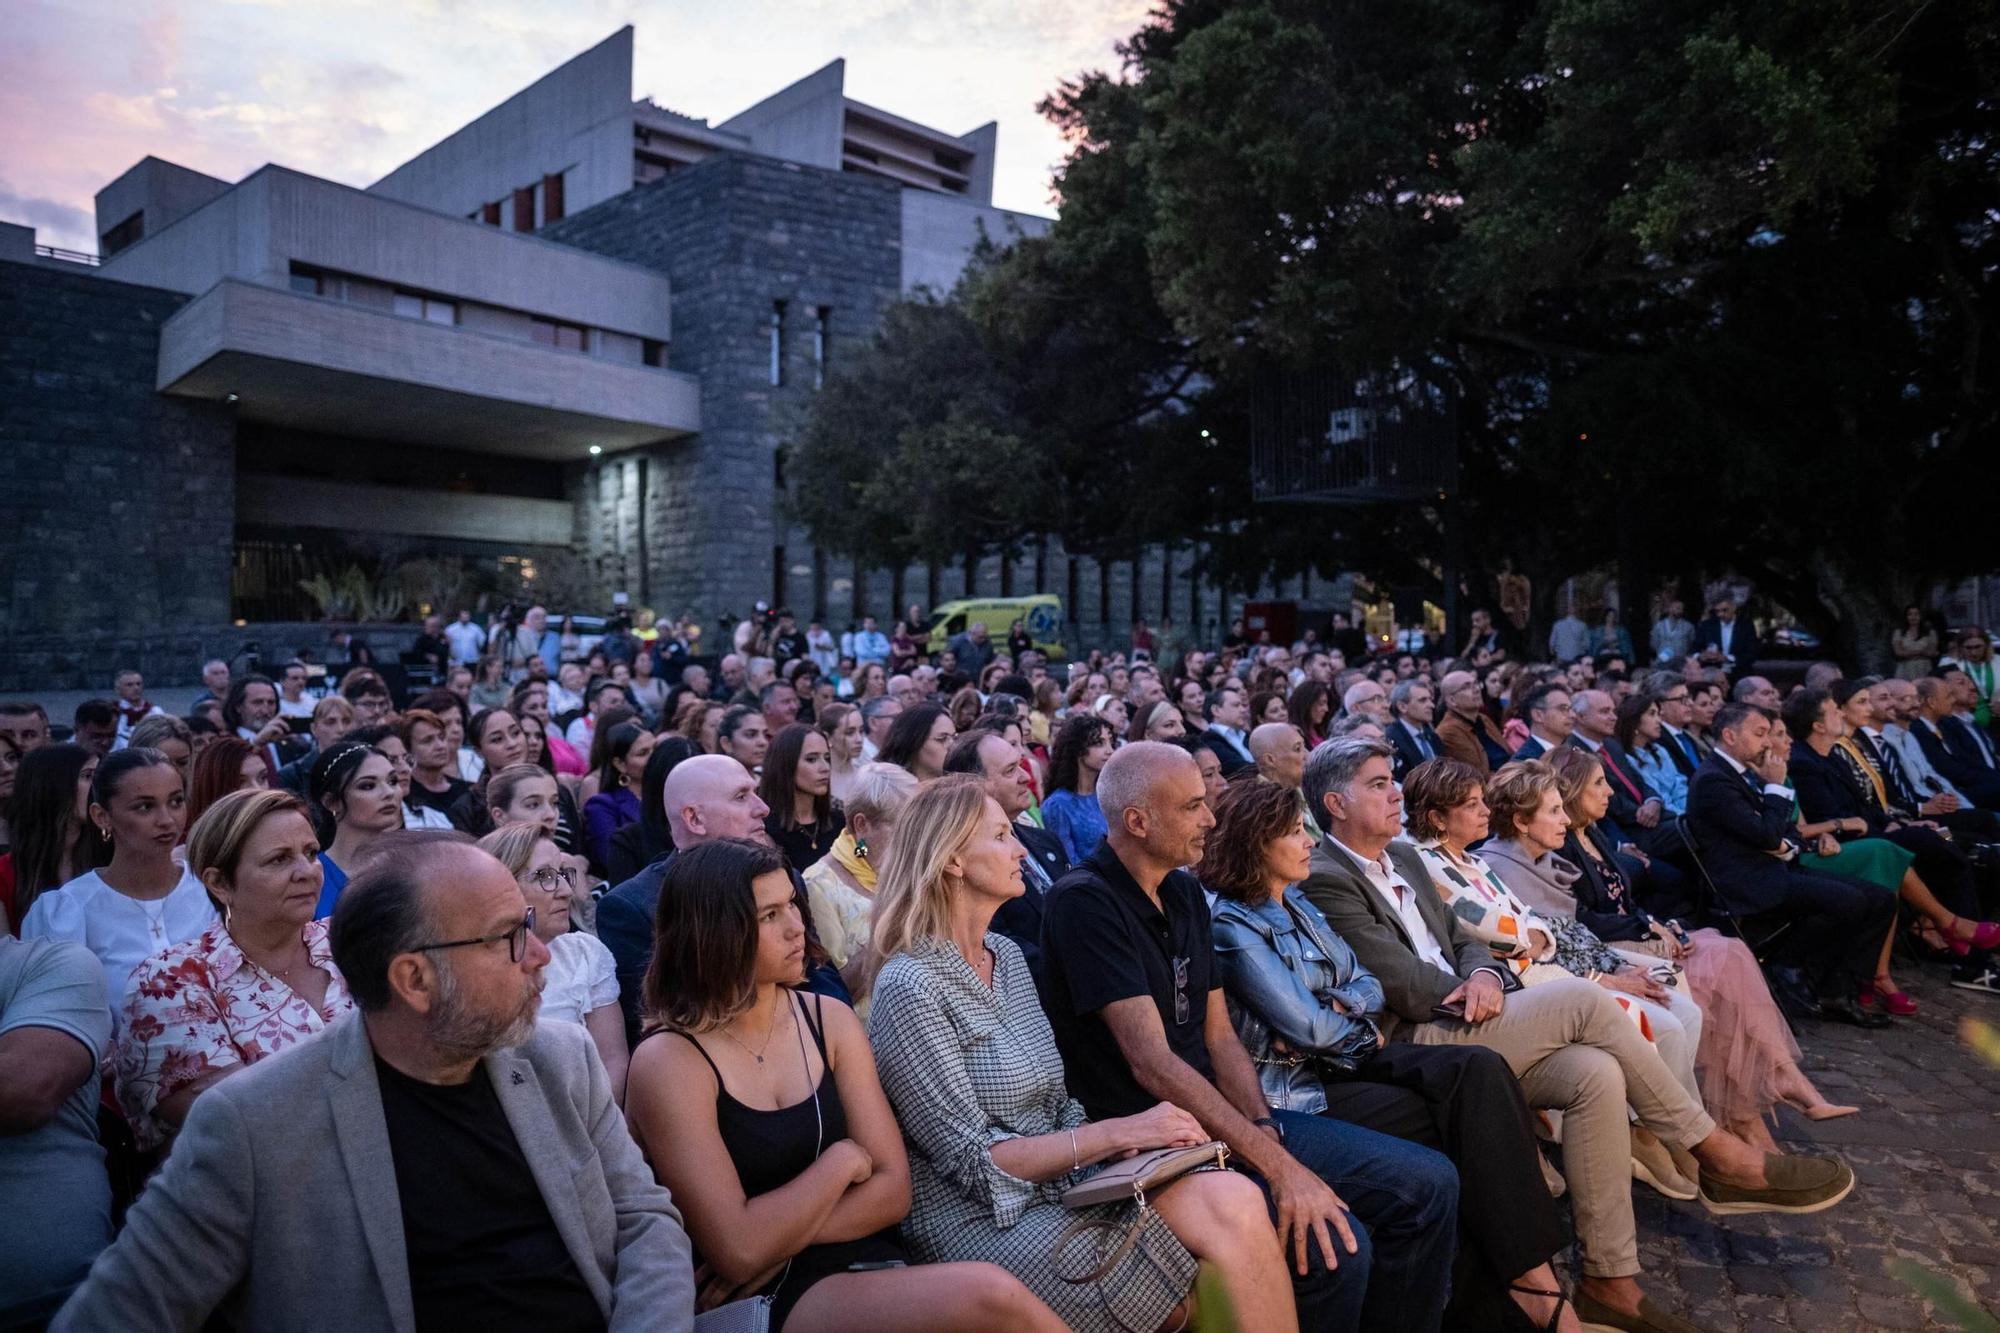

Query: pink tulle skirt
left=1678, top=928, right=1800, bottom=1125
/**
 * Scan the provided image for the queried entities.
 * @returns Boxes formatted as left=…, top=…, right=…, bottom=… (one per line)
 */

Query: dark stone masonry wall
left=0, top=259, right=236, bottom=690
left=542, top=153, right=904, bottom=626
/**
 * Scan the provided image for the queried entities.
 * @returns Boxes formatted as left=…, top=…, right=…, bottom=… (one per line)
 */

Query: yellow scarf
left=829, top=828, right=875, bottom=892
left=1833, top=736, right=1888, bottom=810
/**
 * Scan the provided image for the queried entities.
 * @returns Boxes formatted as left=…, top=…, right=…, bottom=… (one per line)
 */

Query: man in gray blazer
left=1296, top=736, right=1852, bottom=1333
left=56, top=835, right=695, bottom=1333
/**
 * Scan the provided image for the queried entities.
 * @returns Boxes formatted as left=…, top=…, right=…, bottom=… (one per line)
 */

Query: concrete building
left=1, top=26, right=1333, bottom=690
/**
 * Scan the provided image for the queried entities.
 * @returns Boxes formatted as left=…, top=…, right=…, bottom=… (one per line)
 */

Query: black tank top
left=679, top=992, right=847, bottom=1196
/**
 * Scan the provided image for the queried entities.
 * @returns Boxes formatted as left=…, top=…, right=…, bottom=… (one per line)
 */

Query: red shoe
left=1950, top=916, right=2000, bottom=954
left=1862, top=977, right=1919, bottom=1016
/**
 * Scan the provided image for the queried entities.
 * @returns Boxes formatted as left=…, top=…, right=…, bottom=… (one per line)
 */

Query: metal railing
left=35, top=244, right=100, bottom=266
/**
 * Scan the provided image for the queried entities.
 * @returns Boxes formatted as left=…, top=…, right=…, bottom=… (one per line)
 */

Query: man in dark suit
left=1913, top=677, right=2000, bottom=808
left=1649, top=674, right=1707, bottom=781
left=1684, top=703, right=1893, bottom=1026
left=1198, top=685, right=1256, bottom=776
left=1386, top=679, right=1447, bottom=781
left=1506, top=683, right=1575, bottom=763
left=1297, top=735, right=1854, bottom=1326
left=945, top=728, right=1067, bottom=980
left=1693, top=598, right=1761, bottom=679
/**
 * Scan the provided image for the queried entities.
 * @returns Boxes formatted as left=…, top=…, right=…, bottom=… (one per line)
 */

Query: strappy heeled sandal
left=1510, top=1283, right=1572, bottom=1332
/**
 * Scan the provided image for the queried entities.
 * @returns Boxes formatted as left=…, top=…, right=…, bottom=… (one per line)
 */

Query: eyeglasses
left=524, top=866, right=578, bottom=894
left=1172, top=956, right=1191, bottom=1025
left=412, top=909, right=536, bottom=963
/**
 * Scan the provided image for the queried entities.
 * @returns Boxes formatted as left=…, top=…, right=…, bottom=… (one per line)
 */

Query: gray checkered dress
left=868, top=934, right=1198, bottom=1331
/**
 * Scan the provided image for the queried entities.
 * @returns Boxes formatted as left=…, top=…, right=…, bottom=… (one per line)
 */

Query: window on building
left=532, top=317, right=587, bottom=352
left=642, top=339, right=667, bottom=368
left=482, top=201, right=502, bottom=226
left=101, top=210, right=145, bottom=257
left=813, top=307, right=829, bottom=390
left=769, top=301, right=786, bottom=386
left=541, top=173, right=565, bottom=224
left=393, top=291, right=457, bottom=325
left=512, top=186, right=534, bottom=232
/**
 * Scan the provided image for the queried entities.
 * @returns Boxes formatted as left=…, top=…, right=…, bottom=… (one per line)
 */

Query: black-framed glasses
left=412, top=909, right=535, bottom=963
left=1172, top=956, right=1191, bottom=1025
left=524, top=866, right=578, bottom=894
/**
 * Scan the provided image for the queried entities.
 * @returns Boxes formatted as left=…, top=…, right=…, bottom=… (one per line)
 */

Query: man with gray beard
left=55, top=833, right=695, bottom=1333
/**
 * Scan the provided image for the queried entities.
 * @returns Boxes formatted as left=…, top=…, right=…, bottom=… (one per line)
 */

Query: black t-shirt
left=375, top=1059, right=605, bottom=1333
left=407, top=776, right=471, bottom=818
left=1038, top=843, right=1218, bottom=1120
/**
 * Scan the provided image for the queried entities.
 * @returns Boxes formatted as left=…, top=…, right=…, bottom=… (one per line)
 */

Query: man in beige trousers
left=1299, top=737, right=1853, bottom=1333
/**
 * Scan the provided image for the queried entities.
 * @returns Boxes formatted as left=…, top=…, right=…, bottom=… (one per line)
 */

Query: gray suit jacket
left=55, top=1013, right=694, bottom=1333
left=1298, top=837, right=1507, bottom=1039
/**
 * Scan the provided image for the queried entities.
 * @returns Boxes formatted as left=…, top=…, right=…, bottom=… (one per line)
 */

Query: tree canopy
left=787, top=0, right=1999, bottom=661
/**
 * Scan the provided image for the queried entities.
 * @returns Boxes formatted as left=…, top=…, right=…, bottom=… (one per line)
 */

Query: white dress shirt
left=1878, top=723, right=1963, bottom=801
left=1327, top=836, right=1456, bottom=974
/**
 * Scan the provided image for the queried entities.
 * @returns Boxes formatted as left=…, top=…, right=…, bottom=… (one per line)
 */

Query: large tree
left=790, top=0, right=1999, bottom=663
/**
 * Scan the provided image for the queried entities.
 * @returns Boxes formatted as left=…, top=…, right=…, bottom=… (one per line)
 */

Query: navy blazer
left=1388, top=720, right=1446, bottom=781
left=991, top=821, right=1069, bottom=984
left=1693, top=618, right=1762, bottom=672
left=1788, top=744, right=1885, bottom=834
left=1941, top=715, right=2000, bottom=772
left=1684, top=752, right=1799, bottom=916
left=1913, top=719, right=2000, bottom=803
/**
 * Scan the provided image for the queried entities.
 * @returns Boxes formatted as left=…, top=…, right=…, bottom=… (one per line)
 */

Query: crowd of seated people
left=20, top=598, right=2000, bottom=1330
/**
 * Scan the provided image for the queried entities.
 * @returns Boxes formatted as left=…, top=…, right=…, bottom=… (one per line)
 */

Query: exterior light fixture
left=588, top=445, right=603, bottom=456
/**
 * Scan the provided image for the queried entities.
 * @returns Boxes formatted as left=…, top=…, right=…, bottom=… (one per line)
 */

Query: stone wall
left=542, top=153, right=904, bottom=626
left=0, top=258, right=236, bottom=690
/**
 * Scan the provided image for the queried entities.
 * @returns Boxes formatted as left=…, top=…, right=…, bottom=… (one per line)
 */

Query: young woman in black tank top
left=623, top=839, right=1063, bottom=1332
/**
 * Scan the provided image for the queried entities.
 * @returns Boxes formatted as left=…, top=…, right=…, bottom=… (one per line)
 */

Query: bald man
left=1249, top=722, right=1308, bottom=792
left=1341, top=679, right=1391, bottom=727
left=1434, top=670, right=1509, bottom=773
left=1038, top=741, right=1458, bottom=1333
left=1731, top=676, right=1782, bottom=710
left=595, top=756, right=847, bottom=1043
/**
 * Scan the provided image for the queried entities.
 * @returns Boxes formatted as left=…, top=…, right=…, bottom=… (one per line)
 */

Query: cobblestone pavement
left=1558, top=964, right=2000, bottom=1330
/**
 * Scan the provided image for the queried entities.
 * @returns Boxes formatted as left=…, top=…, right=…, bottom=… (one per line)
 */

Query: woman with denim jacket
left=1203, top=778, right=1582, bottom=1333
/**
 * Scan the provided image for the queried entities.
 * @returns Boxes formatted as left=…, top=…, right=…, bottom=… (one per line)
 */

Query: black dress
left=766, top=811, right=847, bottom=874
left=677, top=992, right=903, bottom=1330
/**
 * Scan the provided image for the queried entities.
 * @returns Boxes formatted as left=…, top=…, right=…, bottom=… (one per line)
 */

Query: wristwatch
left=1253, top=1116, right=1285, bottom=1144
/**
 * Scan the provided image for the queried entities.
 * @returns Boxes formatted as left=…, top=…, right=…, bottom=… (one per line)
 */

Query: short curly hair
left=1195, top=775, right=1307, bottom=905
left=1401, top=757, right=1485, bottom=842
left=1483, top=760, right=1562, bottom=841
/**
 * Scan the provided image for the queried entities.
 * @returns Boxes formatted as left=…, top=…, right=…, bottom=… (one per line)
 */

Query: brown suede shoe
left=1698, top=1151, right=1854, bottom=1215
left=1574, top=1288, right=1708, bottom=1332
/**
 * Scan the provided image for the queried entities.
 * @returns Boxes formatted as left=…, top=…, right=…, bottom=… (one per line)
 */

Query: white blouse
left=20, top=868, right=219, bottom=1022
left=539, top=931, right=619, bottom=1026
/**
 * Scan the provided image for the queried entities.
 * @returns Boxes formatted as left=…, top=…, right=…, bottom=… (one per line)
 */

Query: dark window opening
left=101, top=210, right=145, bottom=257
left=542, top=172, right=565, bottom=224
left=512, top=187, right=534, bottom=231
left=642, top=339, right=667, bottom=368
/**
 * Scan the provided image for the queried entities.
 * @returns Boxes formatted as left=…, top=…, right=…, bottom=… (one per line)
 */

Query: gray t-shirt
left=0, top=936, right=113, bottom=1324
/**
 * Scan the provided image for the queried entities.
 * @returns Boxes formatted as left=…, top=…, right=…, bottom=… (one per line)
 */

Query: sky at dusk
left=3, top=0, right=1152, bottom=254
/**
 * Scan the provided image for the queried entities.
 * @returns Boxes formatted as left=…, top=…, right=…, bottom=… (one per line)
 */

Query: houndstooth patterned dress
left=869, top=934, right=1199, bottom=1331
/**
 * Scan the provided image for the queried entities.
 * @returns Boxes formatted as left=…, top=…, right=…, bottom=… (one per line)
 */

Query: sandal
left=1509, top=1283, right=1572, bottom=1333
left=1861, top=975, right=1919, bottom=1016
left=1950, top=915, right=2000, bottom=954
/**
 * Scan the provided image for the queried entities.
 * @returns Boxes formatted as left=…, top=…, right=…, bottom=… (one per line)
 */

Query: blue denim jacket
left=1212, top=889, right=1385, bottom=1114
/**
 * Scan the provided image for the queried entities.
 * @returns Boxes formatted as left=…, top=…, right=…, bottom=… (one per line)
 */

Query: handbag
left=1060, top=1141, right=1230, bottom=1211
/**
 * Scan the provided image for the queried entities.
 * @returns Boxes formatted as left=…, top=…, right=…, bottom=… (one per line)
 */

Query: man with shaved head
left=596, top=756, right=845, bottom=1044
left=1434, top=670, right=1510, bottom=773
left=1249, top=722, right=1309, bottom=794
left=57, top=834, right=696, bottom=1331
left=1038, top=741, right=1458, bottom=1333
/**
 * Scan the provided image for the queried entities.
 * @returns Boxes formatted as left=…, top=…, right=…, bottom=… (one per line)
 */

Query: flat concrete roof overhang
left=157, top=279, right=700, bottom=458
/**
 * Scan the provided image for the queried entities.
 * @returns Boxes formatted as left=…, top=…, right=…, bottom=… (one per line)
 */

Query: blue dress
left=1039, top=788, right=1107, bottom=865
left=313, top=854, right=349, bottom=920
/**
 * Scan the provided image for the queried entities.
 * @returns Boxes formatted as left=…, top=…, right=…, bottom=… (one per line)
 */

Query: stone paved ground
left=1561, top=964, right=2000, bottom=1330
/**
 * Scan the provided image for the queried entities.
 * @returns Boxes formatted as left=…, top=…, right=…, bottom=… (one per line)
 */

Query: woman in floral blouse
left=117, top=788, right=354, bottom=1149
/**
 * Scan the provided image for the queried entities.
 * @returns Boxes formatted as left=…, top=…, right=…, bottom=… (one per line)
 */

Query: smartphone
left=1431, top=1001, right=1466, bottom=1021
left=287, top=717, right=313, bottom=735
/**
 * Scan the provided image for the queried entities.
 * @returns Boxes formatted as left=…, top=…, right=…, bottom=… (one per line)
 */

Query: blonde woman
left=802, top=763, right=918, bottom=1013
left=476, top=822, right=626, bottom=1100
left=817, top=701, right=865, bottom=804
left=867, top=775, right=1299, bottom=1333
